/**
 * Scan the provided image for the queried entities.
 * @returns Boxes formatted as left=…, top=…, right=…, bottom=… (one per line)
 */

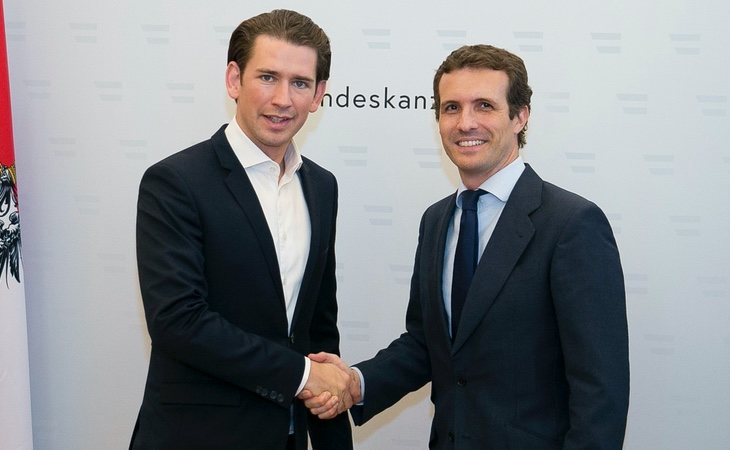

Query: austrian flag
left=0, top=6, right=19, bottom=284
left=0, top=0, right=34, bottom=448
left=0, top=136, right=20, bottom=283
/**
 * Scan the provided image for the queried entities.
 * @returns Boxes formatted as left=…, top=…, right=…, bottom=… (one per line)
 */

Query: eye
left=478, top=101, right=492, bottom=110
left=260, top=74, right=275, bottom=82
left=442, top=103, right=458, bottom=113
left=292, top=80, right=310, bottom=89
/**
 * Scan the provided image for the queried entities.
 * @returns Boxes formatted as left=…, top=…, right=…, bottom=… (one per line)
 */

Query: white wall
left=4, top=0, right=730, bottom=448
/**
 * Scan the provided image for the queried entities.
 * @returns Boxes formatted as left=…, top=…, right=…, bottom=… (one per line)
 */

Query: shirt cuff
left=295, top=356, right=311, bottom=397
left=352, top=366, right=365, bottom=405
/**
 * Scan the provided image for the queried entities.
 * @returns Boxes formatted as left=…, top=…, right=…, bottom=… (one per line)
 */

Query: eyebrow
left=441, top=97, right=497, bottom=106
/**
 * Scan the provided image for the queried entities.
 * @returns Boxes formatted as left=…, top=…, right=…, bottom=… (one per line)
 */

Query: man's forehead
left=439, top=68, right=509, bottom=100
left=246, top=35, right=318, bottom=78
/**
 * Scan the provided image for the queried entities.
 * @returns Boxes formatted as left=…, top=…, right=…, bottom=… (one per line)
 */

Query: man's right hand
left=301, top=354, right=352, bottom=417
left=298, top=352, right=361, bottom=419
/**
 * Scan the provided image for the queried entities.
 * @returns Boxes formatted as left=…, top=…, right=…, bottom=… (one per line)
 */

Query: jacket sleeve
left=551, top=202, right=630, bottom=449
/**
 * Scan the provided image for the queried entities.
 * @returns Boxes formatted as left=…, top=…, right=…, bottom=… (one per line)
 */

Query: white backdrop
left=4, top=0, right=730, bottom=448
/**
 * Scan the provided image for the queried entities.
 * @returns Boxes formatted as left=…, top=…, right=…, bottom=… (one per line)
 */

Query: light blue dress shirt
left=442, top=157, right=525, bottom=337
left=355, top=157, right=526, bottom=402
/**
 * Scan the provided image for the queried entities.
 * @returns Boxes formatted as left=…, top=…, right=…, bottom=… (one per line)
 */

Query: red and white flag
left=0, top=1, right=33, bottom=448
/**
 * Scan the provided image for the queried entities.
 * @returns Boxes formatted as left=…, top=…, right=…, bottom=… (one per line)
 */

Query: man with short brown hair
left=305, top=44, right=629, bottom=450
left=130, top=10, right=352, bottom=450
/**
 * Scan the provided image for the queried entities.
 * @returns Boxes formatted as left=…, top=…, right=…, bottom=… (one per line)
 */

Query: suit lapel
left=211, top=127, right=286, bottom=305
left=429, top=195, right=458, bottom=346
left=452, top=165, right=542, bottom=353
left=291, top=161, right=321, bottom=326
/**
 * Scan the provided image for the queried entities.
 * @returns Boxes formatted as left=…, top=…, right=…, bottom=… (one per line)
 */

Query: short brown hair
left=433, top=45, right=532, bottom=148
left=227, top=9, right=331, bottom=83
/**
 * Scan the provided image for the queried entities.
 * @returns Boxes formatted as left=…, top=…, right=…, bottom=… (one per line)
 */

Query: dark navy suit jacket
left=352, top=165, right=629, bottom=450
left=131, top=125, right=352, bottom=449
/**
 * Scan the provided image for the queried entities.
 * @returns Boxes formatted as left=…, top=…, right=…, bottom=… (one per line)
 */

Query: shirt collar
left=456, top=156, right=525, bottom=206
left=224, top=117, right=303, bottom=177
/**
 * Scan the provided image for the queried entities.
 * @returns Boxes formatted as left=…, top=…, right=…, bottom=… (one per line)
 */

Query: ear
left=225, top=62, right=241, bottom=100
left=513, top=105, right=530, bottom=134
left=308, top=80, right=328, bottom=113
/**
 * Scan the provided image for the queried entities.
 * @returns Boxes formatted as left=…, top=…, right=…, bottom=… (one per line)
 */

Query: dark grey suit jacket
left=130, top=125, right=352, bottom=449
left=352, top=165, right=629, bottom=450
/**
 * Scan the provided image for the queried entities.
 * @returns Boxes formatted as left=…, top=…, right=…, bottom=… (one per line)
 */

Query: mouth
left=456, top=139, right=486, bottom=147
left=265, top=115, right=293, bottom=125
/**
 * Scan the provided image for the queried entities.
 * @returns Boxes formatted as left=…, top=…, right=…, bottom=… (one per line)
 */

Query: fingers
left=317, top=404, right=341, bottom=420
left=307, top=352, right=348, bottom=372
left=301, top=390, right=333, bottom=408
left=306, top=352, right=331, bottom=363
left=314, top=388, right=345, bottom=419
left=304, top=390, right=340, bottom=419
left=301, top=355, right=357, bottom=419
left=299, top=387, right=340, bottom=418
left=303, top=360, right=348, bottom=400
left=309, top=395, right=340, bottom=418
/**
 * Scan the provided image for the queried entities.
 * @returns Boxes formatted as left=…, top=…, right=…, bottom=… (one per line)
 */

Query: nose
left=271, top=82, right=292, bottom=107
left=457, top=109, right=477, bottom=132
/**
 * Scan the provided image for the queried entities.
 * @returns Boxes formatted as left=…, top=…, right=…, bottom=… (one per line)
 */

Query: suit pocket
left=160, top=381, right=241, bottom=406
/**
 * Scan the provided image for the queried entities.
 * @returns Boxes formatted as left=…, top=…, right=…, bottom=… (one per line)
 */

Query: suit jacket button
left=270, top=391, right=278, bottom=400
left=260, top=388, right=269, bottom=397
left=277, top=393, right=284, bottom=403
left=289, top=335, right=295, bottom=344
left=457, top=378, right=466, bottom=387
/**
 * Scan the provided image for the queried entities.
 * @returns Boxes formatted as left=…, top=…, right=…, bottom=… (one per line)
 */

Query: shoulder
left=147, top=139, right=215, bottom=176
left=144, top=126, right=229, bottom=180
left=519, top=165, right=603, bottom=216
left=534, top=180, right=615, bottom=245
left=300, top=156, right=338, bottom=197
left=419, top=193, right=455, bottom=228
left=540, top=183, right=611, bottom=237
left=137, top=139, right=222, bottom=205
left=541, top=180, right=597, bottom=211
left=301, top=155, right=335, bottom=181
left=426, top=193, right=455, bottom=214
left=513, top=166, right=612, bottom=237
left=141, top=130, right=232, bottom=191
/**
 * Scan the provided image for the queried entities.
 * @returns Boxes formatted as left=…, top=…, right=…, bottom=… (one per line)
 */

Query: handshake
left=298, top=352, right=361, bottom=419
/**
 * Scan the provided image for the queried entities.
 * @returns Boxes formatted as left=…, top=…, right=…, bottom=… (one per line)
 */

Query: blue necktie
left=451, top=189, right=486, bottom=341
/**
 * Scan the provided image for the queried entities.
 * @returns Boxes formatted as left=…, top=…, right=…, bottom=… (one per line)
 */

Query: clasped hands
left=298, top=352, right=361, bottom=419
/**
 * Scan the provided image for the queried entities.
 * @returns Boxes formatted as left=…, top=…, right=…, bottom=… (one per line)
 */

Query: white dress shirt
left=224, top=118, right=312, bottom=395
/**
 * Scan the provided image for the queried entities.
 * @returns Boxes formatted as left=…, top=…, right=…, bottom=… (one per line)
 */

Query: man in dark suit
left=304, top=44, right=629, bottom=449
left=130, top=10, right=352, bottom=450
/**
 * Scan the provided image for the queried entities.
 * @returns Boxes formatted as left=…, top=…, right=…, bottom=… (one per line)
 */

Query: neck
left=460, top=153, right=519, bottom=190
